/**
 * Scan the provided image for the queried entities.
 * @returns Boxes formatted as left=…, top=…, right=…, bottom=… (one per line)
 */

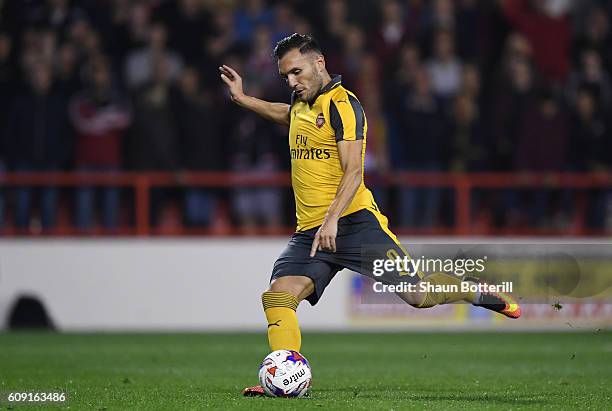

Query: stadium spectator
left=172, top=67, right=225, bottom=227
left=515, top=90, right=570, bottom=226
left=225, top=54, right=284, bottom=233
left=448, top=93, right=486, bottom=172
left=68, top=19, right=104, bottom=62
left=358, top=53, right=389, bottom=211
left=127, top=53, right=179, bottom=227
left=233, top=0, right=274, bottom=46
left=394, top=67, right=446, bottom=227
left=228, top=113, right=285, bottom=233
left=271, top=2, right=296, bottom=44
left=489, top=56, right=538, bottom=227
left=570, top=87, right=611, bottom=227
left=423, top=0, right=456, bottom=33
left=383, top=42, right=421, bottom=186
left=320, top=0, right=349, bottom=58
left=203, top=6, right=241, bottom=90
left=206, top=7, right=238, bottom=60
left=70, top=56, right=131, bottom=230
left=421, top=0, right=481, bottom=60
left=7, top=60, right=71, bottom=229
left=371, top=0, right=413, bottom=67
left=245, top=25, right=284, bottom=100
left=356, top=54, right=386, bottom=172
left=124, top=22, right=182, bottom=91
left=491, top=57, right=537, bottom=171
left=123, top=1, right=153, bottom=50
left=0, top=32, right=14, bottom=122
left=570, top=87, right=610, bottom=172
left=572, top=5, right=611, bottom=69
left=32, top=0, right=84, bottom=37
left=80, top=1, right=142, bottom=82
left=388, top=42, right=421, bottom=93
left=0, top=31, right=14, bottom=228
left=36, top=27, right=59, bottom=66
left=333, top=25, right=367, bottom=89
left=453, top=0, right=487, bottom=61
left=567, top=49, right=612, bottom=110
left=157, top=0, right=212, bottom=64
left=515, top=90, right=569, bottom=172
left=460, top=63, right=482, bottom=105
left=501, top=0, right=571, bottom=85
left=448, top=90, right=488, bottom=225
left=502, top=31, right=534, bottom=64
left=426, top=28, right=462, bottom=100
left=54, top=41, right=80, bottom=96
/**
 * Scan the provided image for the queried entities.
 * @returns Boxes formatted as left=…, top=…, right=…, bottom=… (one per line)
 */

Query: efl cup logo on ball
left=258, top=350, right=312, bottom=397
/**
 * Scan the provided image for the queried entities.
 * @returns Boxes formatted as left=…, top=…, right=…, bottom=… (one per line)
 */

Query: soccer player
left=219, top=34, right=521, bottom=397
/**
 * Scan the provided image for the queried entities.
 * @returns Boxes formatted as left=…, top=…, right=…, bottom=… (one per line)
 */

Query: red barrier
left=1, top=171, right=611, bottom=236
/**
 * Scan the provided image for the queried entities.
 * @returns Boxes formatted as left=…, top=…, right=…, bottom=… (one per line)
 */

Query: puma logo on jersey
left=267, top=320, right=282, bottom=328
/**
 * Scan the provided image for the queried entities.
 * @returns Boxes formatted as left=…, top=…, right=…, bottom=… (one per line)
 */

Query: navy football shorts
left=271, top=208, right=421, bottom=305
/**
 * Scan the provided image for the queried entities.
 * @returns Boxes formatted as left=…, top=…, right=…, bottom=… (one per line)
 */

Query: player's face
left=278, top=48, right=324, bottom=102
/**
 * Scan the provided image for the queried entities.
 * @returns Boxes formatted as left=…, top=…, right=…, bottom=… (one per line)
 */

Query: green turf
left=0, top=332, right=610, bottom=410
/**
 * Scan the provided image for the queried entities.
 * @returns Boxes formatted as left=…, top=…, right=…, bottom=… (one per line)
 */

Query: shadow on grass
left=409, top=394, right=546, bottom=406
left=314, top=388, right=547, bottom=405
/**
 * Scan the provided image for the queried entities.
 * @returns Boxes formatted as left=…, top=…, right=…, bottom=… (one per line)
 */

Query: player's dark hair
left=273, top=33, right=322, bottom=59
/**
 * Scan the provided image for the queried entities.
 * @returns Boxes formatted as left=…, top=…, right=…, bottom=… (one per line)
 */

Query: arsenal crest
left=316, top=113, right=325, bottom=128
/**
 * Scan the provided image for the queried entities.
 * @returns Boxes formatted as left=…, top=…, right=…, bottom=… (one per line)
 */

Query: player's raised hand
left=219, top=64, right=245, bottom=103
left=310, top=217, right=338, bottom=257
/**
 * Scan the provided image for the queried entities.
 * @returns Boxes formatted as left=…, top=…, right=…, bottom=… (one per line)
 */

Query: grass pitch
left=0, top=331, right=610, bottom=410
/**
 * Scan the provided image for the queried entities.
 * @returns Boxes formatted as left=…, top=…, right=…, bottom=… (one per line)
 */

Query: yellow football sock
left=262, top=291, right=301, bottom=351
left=417, top=272, right=476, bottom=308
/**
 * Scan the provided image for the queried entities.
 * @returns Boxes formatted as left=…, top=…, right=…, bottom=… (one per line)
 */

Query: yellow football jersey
left=288, top=75, right=379, bottom=231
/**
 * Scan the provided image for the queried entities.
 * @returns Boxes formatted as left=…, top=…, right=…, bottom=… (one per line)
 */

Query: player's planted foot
left=242, top=385, right=266, bottom=397
left=463, top=276, right=521, bottom=319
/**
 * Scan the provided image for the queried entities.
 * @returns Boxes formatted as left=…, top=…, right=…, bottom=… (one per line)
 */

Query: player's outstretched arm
left=219, top=65, right=290, bottom=126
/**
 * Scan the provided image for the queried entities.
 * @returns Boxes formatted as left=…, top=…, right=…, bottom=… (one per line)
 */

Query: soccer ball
left=258, top=350, right=312, bottom=397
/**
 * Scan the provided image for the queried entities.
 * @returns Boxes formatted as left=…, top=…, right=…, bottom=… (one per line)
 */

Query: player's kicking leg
left=243, top=275, right=314, bottom=397
left=362, top=209, right=521, bottom=320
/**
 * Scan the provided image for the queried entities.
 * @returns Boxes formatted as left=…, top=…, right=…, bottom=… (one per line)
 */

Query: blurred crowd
left=0, top=0, right=611, bottom=232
